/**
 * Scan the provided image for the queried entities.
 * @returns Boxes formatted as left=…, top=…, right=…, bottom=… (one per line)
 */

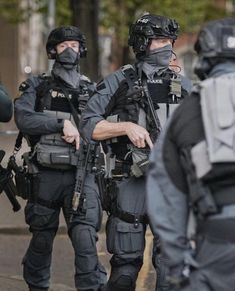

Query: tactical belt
left=29, top=197, right=62, bottom=210
left=114, top=208, right=148, bottom=227
left=112, top=160, right=131, bottom=178
left=197, top=218, right=235, bottom=242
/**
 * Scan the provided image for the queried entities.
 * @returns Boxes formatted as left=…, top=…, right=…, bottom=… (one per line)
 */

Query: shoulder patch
left=96, top=80, right=106, bottom=91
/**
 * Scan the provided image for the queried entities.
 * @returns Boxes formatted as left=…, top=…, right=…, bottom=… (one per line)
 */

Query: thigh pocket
left=25, top=202, right=57, bottom=229
left=84, top=197, right=101, bottom=229
left=107, top=219, right=145, bottom=254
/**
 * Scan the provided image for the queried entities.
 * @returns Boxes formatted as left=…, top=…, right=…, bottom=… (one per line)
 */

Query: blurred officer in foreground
left=15, top=26, right=106, bottom=291
left=0, top=83, right=12, bottom=122
left=147, top=18, right=235, bottom=291
left=80, top=13, right=191, bottom=291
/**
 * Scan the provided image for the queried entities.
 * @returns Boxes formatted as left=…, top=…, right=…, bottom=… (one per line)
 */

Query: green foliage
left=101, top=0, right=229, bottom=44
left=56, top=0, right=72, bottom=26
left=0, top=0, right=47, bottom=23
left=0, top=0, right=229, bottom=35
left=0, top=0, right=72, bottom=26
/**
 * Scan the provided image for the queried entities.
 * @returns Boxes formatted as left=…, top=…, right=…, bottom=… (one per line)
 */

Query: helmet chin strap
left=171, top=51, right=177, bottom=61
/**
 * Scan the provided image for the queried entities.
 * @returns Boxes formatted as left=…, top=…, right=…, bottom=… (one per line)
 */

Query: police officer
left=0, top=83, right=12, bottom=122
left=147, top=18, right=235, bottom=291
left=80, top=13, right=191, bottom=291
left=14, top=26, right=106, bottom=291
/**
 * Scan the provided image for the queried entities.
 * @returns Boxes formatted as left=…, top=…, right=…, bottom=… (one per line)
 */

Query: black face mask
left=56, top=47, right=80, bottom=69
left=143, top=44, right=172, bottom=67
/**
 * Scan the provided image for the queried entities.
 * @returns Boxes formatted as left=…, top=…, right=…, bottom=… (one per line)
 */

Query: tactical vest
left=106, top=65, right=185, bottom=160
left=24, top=75, right=91, bottom=169
left=35, top=75, right=90, bottom=115
left=26, top=75, right=90, bottom=148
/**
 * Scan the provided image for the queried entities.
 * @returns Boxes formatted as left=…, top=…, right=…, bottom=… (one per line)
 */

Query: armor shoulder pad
left=80, top=74, right=92, bottom=84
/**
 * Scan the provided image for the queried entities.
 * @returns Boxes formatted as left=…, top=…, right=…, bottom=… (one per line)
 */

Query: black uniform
left=147, top=62, right=235, bottom=291
left=15, top=73, right=106, bottom=291
left=80, top=62, right=191, bottom=291
left=0, top=83, right=12, bottom=122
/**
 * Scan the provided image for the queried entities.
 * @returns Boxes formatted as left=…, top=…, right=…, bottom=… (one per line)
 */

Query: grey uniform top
left=80, top=69, right=126, bottom=142
left=15, top=75, right=64, bottom=135
left=147, top=61, right=235, bottom=270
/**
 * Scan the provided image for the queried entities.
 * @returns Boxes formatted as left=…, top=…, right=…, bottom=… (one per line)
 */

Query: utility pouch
left=131, top=158, right=149, bottom=178
left=35, top=110, right=78, bottom=170
left=35, top=133, right=78, bottom=170
left=130, top=147, right=150, bottom=177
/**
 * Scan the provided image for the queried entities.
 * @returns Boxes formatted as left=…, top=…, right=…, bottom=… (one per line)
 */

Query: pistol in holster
left=15, top=152, right=39, bottom=200
left=95, top=167, right=118, bottom=213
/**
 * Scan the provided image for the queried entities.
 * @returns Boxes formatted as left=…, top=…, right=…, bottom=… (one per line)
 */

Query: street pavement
left=0, top=133, right=156, bottom=291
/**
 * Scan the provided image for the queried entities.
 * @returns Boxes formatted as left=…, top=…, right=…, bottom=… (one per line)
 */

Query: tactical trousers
left=181, top=234, right=235, bottom=291
left=23, top=168, right=106, bottom=291
left=103, top=176, right=166, bottom=291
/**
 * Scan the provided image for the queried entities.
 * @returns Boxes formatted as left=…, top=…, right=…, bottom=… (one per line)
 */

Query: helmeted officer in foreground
left=80, top=13, right=191, bottom=291
left=0, top=83, right=12, bottom=122
left=14, top=26, right=106, bottom=291
left=147, top=18, right=235, bottom=291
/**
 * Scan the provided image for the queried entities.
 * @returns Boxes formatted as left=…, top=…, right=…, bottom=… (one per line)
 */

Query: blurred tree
left=0, top=0, right=71, bottom=25
left=0, top=0, right=99, bottom=80
left=70, top=0, right=100, bottom=81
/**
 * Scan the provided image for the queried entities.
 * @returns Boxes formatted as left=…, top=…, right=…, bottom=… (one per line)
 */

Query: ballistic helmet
left=194, top=18, right=235, bottom=79
left=128, top=13, right=179, bottom=56
left=46, top=26, right=87, bottom=59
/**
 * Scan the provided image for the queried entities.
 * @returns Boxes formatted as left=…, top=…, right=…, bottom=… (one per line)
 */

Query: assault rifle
left=0, top=150, right=21, bottom=212
left=70, top=143, right=91, bottom=221
left=142, top=83, right=162, bottom=142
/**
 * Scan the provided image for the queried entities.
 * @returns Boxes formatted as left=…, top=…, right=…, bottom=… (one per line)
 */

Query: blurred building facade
left=0, top=6, right=47, bottom=100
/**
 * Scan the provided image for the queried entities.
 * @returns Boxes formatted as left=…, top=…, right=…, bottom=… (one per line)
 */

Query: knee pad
left=114, top=275, right=134, bottom=290
left=109, top=265, right=139, bottom=291
left=31, top=231, right=55, bottom=254
left=71, top=224, right=99, bottom=273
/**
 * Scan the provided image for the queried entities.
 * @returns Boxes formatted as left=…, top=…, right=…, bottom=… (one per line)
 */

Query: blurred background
left=0, top=1, right=234, bottom=289
left=0, top=0, right=234, bottom=132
